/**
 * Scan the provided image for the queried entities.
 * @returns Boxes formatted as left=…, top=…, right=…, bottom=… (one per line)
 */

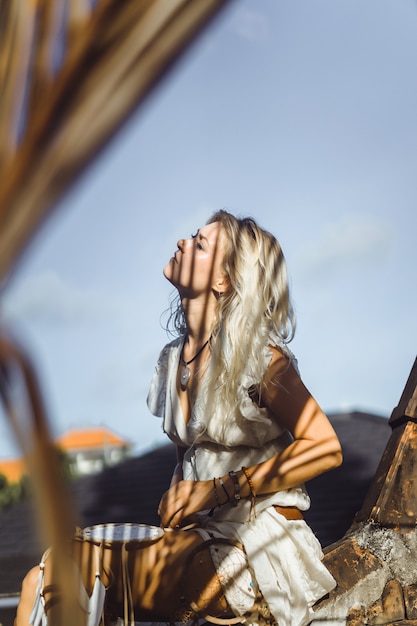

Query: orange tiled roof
left=0, top=458, right=28, bottom=483
left=55, top=426, right=131, bottom=451
left=0, top=427, right=130, bottom=483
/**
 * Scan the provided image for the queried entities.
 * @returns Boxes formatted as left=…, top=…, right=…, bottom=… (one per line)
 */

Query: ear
left=213, top=275, right=229, bottom=294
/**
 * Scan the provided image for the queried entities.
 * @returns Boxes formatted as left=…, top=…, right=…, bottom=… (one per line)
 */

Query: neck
left=181, top=293, right=217, bottom=348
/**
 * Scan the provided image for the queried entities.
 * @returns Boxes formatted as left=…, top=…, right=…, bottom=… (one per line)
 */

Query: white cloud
left=3, top=270, right=121, bottom=325
left=231, top=8, right=270, bottom=43
left=295, top=213, right=392, bottom=281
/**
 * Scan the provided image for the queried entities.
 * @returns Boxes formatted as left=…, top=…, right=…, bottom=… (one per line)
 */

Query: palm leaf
left=0, top=0, right=231, bottom=284
left=0, top=2, right=232, bottom=623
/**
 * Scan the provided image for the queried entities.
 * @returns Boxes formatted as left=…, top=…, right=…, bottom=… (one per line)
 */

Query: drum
left=73, top=524, right=166, bottom=624
left=76, top=523, right=261, bottom=624
left=81, top=522, right=164, bottom=548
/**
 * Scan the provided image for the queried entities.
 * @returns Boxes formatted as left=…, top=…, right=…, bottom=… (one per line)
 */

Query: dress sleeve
left=146, top=344, right=170, bottom=418
left=237, top=333, right=300, bottom=426
left=267, top=331, right=300, bottom=374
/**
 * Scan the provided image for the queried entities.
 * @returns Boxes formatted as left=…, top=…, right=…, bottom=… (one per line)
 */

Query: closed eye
left=191, top=232, right=204, bottom=250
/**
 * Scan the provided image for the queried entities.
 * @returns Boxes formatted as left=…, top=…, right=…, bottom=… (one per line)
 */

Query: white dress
left=147, top=335, right=336, bottom=626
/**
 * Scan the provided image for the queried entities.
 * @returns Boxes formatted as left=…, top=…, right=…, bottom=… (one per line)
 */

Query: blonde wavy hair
left=166, top=209, right=295, bottom=413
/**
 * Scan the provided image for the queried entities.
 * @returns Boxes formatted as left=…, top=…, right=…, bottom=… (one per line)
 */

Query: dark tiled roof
left=0, top=411, right=391, bottom=625
left=0, top=498, right=42, bottom=626
left=303, top=411, right=390, bottom=546
left=75, top=410, right=391, bottom=549
left=0, top=497, right=43, bottom=593
left=75, top=442, right=177, bottom=528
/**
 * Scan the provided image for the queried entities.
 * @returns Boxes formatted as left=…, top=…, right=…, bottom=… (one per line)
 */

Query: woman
left=16, top=210, right=342, bottom=626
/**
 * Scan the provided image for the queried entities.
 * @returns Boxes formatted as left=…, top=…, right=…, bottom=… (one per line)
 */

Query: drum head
left=82, top=523, right=164, bottom=545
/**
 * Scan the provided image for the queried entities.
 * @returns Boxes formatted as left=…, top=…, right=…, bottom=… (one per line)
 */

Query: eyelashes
left=191, top=232, right=204, bottom=250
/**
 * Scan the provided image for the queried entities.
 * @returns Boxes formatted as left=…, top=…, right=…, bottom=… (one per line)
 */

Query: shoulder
left=266, top=332, right=299, bottom=374
left=261, top=341, right=306, bottom=410
left=160, top=335, right=184, bottom=352
left=156, top=336, right=183, bottom=365
left=147, top=336, right=183, bottom=417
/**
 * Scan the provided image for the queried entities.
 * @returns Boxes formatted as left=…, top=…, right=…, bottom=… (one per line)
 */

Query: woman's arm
left=158, top=348, right=342, bottom=528
left=242, top=345, right=343, bottom=496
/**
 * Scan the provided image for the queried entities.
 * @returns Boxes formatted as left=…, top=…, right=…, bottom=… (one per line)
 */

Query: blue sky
left=1, top=0, right=417, bottom=458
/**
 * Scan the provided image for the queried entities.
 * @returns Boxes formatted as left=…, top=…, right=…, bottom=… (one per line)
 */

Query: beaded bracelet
left=242, top=466, right=256, bottom=519
left=208, top=477, right=221, bottom=517
left=228, top=470, right=241, bottom=507
left=218, top=476, right=231, bottom=503
left=213, top=477, right=221, bottom=509
left=241, top=466, right=256, bottom=499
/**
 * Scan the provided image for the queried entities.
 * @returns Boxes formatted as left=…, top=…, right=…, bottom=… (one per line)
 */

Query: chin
left=163, top=260, right=173, bottom=277
left=163, top=265, right=176, bottom=286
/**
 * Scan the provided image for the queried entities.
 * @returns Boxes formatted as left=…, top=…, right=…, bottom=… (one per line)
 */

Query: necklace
left=180, top=337, right=210, bottom=387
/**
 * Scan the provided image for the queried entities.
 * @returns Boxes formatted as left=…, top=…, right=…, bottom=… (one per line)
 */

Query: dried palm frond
left=0, top=2, right=232, bottom=624
left=0, top=0, right=232, bottom=285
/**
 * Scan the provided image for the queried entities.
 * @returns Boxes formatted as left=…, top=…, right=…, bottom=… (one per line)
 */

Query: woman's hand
left=158, top=479, right=214, bottom=529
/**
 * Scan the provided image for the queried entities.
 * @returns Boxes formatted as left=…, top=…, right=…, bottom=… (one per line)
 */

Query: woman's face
left=164, top=221, right=227, bottom=298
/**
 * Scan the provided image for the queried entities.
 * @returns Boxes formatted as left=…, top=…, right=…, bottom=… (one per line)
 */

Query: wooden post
left=312, top=356, right=417, bottom=624
left=354, top=357, right=417, bottom=527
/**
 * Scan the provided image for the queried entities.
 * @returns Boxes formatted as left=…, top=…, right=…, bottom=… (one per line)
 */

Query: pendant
left=180, top=365, right=191, bottom=387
